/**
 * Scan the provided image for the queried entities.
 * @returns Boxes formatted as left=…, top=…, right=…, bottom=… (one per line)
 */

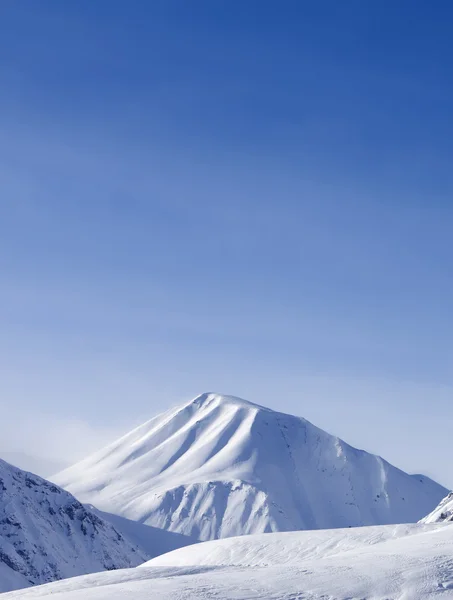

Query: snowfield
left=54, top=393, right=447, bottom=540
left=4, top=522, right=453, bottom=599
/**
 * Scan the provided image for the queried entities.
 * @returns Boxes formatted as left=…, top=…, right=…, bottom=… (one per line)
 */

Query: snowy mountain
left=54, top=393, right=447, bottom=540
left=421, top=491, right=453, bottom=523
left=4, top=522, right=453, bottom=599
left=0, top=459, right=148, bottom=593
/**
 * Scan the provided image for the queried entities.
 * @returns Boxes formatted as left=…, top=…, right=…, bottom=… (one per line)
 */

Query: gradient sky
left=1, top=1, right=453, bottom=486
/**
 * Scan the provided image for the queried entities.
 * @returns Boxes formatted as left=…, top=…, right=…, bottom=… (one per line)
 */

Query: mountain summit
left=54, top=393, right=447, bottom=541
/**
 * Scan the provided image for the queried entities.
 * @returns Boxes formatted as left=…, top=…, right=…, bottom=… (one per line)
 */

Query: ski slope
left=5, top=522, right=453, bottom=599
left=54, top=393, right=447, bottom=540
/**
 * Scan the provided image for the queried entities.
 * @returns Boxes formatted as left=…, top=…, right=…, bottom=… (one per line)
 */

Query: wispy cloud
left=0, top=405, right=126, bottom=474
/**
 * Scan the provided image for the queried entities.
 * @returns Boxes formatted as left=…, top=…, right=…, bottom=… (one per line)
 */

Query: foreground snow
left=5, top=522, right=453, bottom=599
left=54, top=393, right=447, bottom=540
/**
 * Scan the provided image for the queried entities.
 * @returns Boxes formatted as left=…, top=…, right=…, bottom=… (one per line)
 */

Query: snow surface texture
left=5, top=522, right=453, bottom=599
left=54, top=393, right=447, bottom=540
left=421, top=491, right=453, bottom=524
left=0, top=459, right=149, bottom=593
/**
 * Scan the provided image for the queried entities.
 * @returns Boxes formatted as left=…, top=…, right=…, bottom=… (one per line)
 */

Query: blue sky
left=1, top=1, right=453, bottom=485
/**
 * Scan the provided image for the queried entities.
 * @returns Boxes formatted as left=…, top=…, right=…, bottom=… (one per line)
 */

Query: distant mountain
left=0, top=459, right=147, bottom=593
left=54, top=393, right=448, bottom=541
left=420, top=491, right=453, bottom=523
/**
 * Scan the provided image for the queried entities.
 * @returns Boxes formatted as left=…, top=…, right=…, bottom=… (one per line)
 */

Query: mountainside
left=420, top=491, right=453, bottom=524
left=5, top=523, right=453, bottom=600
left=54, top=393, right=448, bottom=541
left=0, top=459, right=149, bottom=593
left=89, top=507, right=197, bottom=558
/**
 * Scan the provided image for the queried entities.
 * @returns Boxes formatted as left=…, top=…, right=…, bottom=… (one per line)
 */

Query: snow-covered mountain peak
left=54, top=393, right=448, bottom=541
left=188, top=392, right=272, bottom=413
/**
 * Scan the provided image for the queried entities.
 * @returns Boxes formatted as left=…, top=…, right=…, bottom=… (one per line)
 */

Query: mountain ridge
left=0, top=458, right=148, bottom=593
left=420, top=491, right=453, bottom=524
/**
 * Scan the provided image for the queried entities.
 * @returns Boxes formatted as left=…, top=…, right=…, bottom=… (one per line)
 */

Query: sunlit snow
left=54, top=393, right=447, bottom=540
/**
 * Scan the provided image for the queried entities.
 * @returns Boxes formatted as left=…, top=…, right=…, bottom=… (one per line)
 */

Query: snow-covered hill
left=421, top=491, right=453, bottom=523
left=0, top=459, right=149, bottom=593
left=54, top=393, right=447, bottom=540
left=4, top=522, right=453, bottom=599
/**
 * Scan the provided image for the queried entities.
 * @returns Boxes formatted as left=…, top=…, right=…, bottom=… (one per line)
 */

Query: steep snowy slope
left=0, top=459, right=149, bottom=593
left=421, top=491, right=453, bottom=523
left=54, top=393, right=447, bottom=541
left=5, top=523, right=453, bottom=599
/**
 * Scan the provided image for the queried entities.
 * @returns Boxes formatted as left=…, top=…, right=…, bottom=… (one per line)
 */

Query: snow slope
left=0, top=459, right=150, bottom=593
left=54, top=393, right=447, bottom=540
left=421, top=492, right=453, bottom=523
left=89, top=507, right=197, bottom=557
left=5, top=523, right=453, bottom=599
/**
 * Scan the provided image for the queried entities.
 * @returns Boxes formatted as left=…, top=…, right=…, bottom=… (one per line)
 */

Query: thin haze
left=0, top=1, right=452, bottom=485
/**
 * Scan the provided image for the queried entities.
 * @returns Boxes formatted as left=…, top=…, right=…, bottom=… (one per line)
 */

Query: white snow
left=88, top=507, right=197, bottom=557
left=54, top=392, right=447, bottom=540
left=421, top=492, right=453, bottom=524
left=4, top=522, right=453, bottom=599
left=0, top=459, right=192, bottom=593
